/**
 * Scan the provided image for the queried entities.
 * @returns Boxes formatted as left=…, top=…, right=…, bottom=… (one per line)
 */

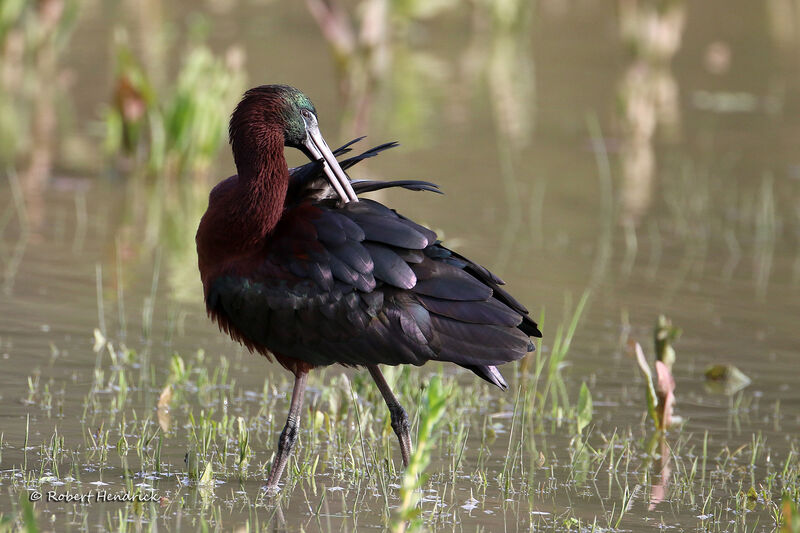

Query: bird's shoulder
left=208, top=174, right=239, bottom=203
left=197, top=174, right=239, bottom=252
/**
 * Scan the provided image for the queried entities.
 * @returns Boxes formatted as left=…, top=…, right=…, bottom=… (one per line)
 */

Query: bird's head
left=230, top=85, right=358, bottom=202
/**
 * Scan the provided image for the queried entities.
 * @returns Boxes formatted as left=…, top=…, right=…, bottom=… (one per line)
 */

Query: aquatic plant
left=634, top=340, right=675, bottom=431
left=654, top=314, right=680, bottom=370
left=104, top=25, right=246, bottom=182
left=149, top=45, right=245, bottom=179
left=391, top=375, right=449, bottom=533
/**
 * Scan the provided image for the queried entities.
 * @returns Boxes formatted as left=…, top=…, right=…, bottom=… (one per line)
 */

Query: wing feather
left=205, top=143, right=539, bottom=387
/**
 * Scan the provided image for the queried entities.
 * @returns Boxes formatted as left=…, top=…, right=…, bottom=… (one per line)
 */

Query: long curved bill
left=303, top=120, right=359, bottom=203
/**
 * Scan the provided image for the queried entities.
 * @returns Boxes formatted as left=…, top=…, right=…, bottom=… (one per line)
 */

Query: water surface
left=1, top=0, right=799, bottom=531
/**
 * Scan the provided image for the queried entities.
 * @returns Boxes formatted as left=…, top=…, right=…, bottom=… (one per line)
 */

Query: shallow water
left=1, top=0, right=799, bottom=531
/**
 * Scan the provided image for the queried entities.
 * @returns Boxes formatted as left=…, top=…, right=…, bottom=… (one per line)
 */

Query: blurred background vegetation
left=2, top=0, right=797, bottom=309
left=1, top=0, right=800, bottom=530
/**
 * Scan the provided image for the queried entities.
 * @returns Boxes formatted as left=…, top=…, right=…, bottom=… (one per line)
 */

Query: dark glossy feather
left=206, top=139, right=540, bottom=388
left=351, top=180, right=442, bottom=195
left=340, top=141, right=399, bottom=170
left=412, top=260, right=494, bottom=301
left=329, top=240, right=373, bottom=275
left=464, top=365, right=508, bottom=389
left=354, top=213, right=429, bottom=249
left=363, top=243, right=417, bottom=290
left=417, top=294, right=521, bottom=327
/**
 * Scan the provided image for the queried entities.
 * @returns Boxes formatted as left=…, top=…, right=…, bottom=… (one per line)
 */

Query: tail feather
left=464, top=364, right=508, bottom=390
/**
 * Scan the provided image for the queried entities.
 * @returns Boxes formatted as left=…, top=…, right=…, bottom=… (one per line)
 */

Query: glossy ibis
left=196, top=85, right=541, bottom=489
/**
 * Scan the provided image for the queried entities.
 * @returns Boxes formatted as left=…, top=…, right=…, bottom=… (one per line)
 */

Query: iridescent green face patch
left=291, top=91, right=316, bottom=116
left=277, top=85, right=316, bottom=118
left=275, top=86, right=317, bottom=147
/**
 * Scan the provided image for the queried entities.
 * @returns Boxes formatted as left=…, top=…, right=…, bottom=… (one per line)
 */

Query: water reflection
left=307, top=0, right=462, bottom=144
left=616, top=0, right=685, bottom=227
left=306, top=0, right=383, bottom=136
left=458, top=0, right=535, bottom=273
left=647, top=435, right=672, bottom=510
left=1, top=172, right=29, bottom=295
left=766, top=0, right=800, bottom=49
left=1, top=1, right=80, bottom=295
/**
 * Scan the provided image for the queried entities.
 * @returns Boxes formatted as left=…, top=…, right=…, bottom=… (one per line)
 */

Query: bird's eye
left=301, top=109, right=312, bottom=119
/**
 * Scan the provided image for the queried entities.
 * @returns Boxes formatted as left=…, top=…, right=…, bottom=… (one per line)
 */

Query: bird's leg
left=266, top=370, right=309, bottom=490
left=367, top=365, right=412, bottom=468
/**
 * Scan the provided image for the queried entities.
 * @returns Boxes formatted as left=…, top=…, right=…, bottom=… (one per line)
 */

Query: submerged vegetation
left=1, top=316, right=799, bottom=530
left=0, top=269, right=798, bottom=530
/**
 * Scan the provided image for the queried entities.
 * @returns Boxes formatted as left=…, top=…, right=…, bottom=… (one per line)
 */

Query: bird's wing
left=207, top=197, right=540, bottom=386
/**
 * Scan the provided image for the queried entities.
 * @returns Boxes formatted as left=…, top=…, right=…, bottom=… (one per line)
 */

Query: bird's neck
left=235, top=129, right=289, bottom=242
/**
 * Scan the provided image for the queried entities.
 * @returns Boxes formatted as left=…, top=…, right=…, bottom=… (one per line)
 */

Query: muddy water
left=1, top=0, right=799, bottom=531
